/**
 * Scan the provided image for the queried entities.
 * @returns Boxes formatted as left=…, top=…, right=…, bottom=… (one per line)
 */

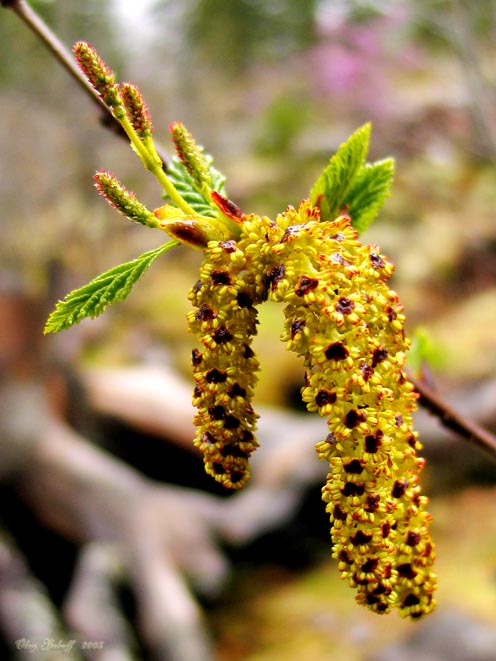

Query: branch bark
left=1, top=0, right=171, bottom=166
left=410, top=374, right=496, bottom=461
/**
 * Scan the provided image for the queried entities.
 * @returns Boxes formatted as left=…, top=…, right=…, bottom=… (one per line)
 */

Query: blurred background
left=1, top=1, right=496, bottom=659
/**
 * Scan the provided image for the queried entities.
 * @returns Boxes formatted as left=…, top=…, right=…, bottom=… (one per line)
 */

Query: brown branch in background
left=410, top=374, right=496, bottom=461
left=0, top=533, right=71, bottom=657
left=1, top=0, right=170, bottom=167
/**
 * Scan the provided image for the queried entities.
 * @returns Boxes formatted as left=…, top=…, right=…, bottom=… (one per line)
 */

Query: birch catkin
left=232, top=200, right=436, bottom=617
left=188, top=239, right=265, bottom=489
left=55, top=42, right=438, bottom=620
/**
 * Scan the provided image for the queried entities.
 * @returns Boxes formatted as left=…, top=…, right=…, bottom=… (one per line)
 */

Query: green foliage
left=310, top=124, right=371, bottom=222
left=309, top=124, right=394, bottom=232
left=44, top=241, right=178, bottom=333
left=344, top=158, right=395, bottom=234
left=165, top=155, right=227, bottom=218
left=408, top=326, right=445, bottom=374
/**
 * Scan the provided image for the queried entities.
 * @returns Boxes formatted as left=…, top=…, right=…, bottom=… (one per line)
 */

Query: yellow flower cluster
left=71, top=43, right=435, bottom=618
left=189, top=200, right=436, bottom=617
left=188, top=239, right=264, bottom=489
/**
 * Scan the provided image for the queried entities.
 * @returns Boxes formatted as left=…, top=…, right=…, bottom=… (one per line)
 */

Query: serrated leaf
left=344, top=158, right=395, bottom=233
left=310, top=123, right=371, bottom=221
left=44, top=240, right=179, bottom=333
left=166, top=154, right=226, bottom=218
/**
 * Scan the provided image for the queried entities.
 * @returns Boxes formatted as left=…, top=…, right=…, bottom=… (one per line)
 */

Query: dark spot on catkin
left=213, top=327, right=233, bottom=344
left=370, top=252, right=385, bottom=268
left=195, top=303, right=216, bottom=321
left=192, top=348, right=203, bottom=366
left=341, top=482, right=365, bottom=497
left=350, top=531, right=373, bottom=546
left=315, top=389, right=337, bottom=407
left=335, top=297, right=355, bottom=314
left=344, top=409, right=366, bottom=429
left=344, top=459, right=364, bottom=474
left=227, top=383, right=246, bottom=398
left=295, top=275, right=319, bottom=296
left=205, top=368, right=227, bottom=383
left=224, top=415, right=240, bottom=429
left=291, top=318, right=306, bottom=339
left=237, top=291, right=253, bottom=308
left=211, top=270, right=231, bottom=286
left=372, top=347, right=388, bottom=367
left=324, top=341, right=349, bottom=361
left=267, top=265, right=285, bottom=290
left=392, top=479, right=409, bottom=498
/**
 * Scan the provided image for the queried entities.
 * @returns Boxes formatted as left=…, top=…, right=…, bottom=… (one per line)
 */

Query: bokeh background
left=1, top=1, right=496, bottom=660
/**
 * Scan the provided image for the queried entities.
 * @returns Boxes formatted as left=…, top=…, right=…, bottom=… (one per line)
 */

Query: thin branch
left=1, top=0, right=170, bottom=166
left=2, top=0, right=110, bottom=115
left=410, top=374, right=496, bottom=461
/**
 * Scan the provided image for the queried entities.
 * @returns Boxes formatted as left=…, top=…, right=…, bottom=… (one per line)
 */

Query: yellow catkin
left=188, top=238, right=265, bottom=489
left=237, top=200, right=436, bottom=618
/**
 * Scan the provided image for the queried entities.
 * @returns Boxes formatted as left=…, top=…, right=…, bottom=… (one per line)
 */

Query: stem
left=410, top=374, right=496, bottom=461
left=118, top=115, right=197, bottom=216
left=150, top=163, right=198, bottom=216
left=3, top=0, right=197, bottom=216
left=2, top=0, right=171, bottom=166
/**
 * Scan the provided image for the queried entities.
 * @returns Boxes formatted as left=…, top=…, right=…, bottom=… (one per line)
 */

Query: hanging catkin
left=230, top=200, right=436, bottom=617
left=188, top=238, right=266, bottom=488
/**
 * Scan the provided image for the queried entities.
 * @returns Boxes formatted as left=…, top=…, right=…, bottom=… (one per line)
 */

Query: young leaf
left=343, top=158, right=395, bottom=234
left=44, top=240, right=179, bottom=334
left=310, top=123, right=371, bottom=222
left=165, top=154, right=226, bottom=218
left=407, top=326, right=445, bottom=374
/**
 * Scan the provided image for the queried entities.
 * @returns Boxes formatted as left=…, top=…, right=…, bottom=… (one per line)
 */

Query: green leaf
left=44, top=240, right=179, bottom=334
left=166, top=154, right=226, bottom=218
left=407, top=326, right=445, bottom=374
left=310, top=123, right=371, bottom=222
left=343, top=158, right=395, bottom=233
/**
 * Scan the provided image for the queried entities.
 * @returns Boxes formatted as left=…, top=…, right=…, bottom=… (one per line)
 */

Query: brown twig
left=410, top=374, right=496, bottom=461
left=1, top=0, right=170, bottom=166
